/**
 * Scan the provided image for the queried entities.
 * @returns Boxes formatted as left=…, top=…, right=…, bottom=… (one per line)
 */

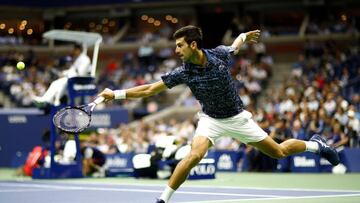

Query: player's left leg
left=227, top=110, right=339, bottom=166
left=248, top=136, right=306, bottom=158
left=249, top=135, right=339, bottom=165
left=157, top=136, right=212, bottom=203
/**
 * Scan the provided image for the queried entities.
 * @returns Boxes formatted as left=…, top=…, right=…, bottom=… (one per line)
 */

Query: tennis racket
left=53, top=96, right=105, bottom=133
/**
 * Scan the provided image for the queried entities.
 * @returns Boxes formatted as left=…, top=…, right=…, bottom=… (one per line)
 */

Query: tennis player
left=98, top=25, right=340, bottom=203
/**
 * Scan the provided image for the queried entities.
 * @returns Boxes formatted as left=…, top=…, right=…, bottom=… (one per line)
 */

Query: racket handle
left=93, top=96, right=105, bottom=105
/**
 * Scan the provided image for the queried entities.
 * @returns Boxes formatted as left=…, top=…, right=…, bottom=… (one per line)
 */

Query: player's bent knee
left=269, top=149, right=287, bottom=159
left=186, top=152, right=203, bottom=166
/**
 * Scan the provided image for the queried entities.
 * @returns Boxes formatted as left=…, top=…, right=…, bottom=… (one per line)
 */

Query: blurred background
left=0, top=0, right=359, bottom=179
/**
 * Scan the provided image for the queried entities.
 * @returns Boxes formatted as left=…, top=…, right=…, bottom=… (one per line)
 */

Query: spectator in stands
left=133, top=131, right=150, bottom=154
left=330, top=121, right=349, bottom=148
left=33, top=44, right=91, bottom=106
left=291, top=119, right=307, bottom=140
left=351, top=94, right=360, bottom=112
left=269, top=118, right=293, bottom=143
left=239, top=88, right=251, bottom=107
left=347, top=122, right=359, bottom=148
left=347, top=108, right=360, bottom=134
left=116, top=126, right=135, bottom=153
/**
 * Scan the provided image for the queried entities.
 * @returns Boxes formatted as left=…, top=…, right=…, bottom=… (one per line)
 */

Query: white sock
left=159, top=185, right=175, bottom=203
left=304, top=141, right=319, bottom=153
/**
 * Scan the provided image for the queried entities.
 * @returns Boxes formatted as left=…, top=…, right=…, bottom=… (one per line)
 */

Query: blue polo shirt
left=161, top=45, right=244, bottom=118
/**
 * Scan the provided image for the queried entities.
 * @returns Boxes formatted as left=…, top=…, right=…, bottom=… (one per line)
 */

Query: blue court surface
left=1, top=180, right=360, bottom=203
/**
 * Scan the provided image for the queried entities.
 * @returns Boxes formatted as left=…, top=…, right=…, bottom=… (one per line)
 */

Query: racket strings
left=53, top=108, right=90, bottom=133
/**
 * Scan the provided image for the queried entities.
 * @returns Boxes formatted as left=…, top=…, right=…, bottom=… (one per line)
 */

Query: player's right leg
left=168, top=136, right=211, bottom=189
left=156, top=135, right=212, bottom=203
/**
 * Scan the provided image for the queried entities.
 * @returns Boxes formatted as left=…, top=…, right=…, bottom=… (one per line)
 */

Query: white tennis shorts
left=194, top=110, right=268, bottom=145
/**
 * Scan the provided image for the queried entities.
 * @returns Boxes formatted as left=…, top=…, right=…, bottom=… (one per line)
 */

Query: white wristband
left=113, top=90, right=126, bottom=100
left=239, top=33, right=247, bottom=42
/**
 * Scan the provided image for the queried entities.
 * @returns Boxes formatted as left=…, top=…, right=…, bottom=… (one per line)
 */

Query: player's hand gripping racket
left=53, top=96, right=105, bottom=133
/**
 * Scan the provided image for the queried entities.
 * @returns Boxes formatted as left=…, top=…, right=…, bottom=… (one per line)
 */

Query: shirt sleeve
left=161, top=66, right=186, bottom=89
left=218, top=45, right=236, bottom=54
left=213, top=45, right=235, bottom=67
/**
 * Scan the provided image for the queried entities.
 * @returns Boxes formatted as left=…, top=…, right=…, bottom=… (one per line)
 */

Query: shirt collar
left=203, top=49, right=215, bottom=67
left=184, top=49, right=214, bottom=70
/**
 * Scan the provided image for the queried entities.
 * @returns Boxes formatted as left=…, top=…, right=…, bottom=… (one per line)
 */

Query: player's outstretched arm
left=231, top=30, right=261, bottom=54
left=98, top=80, right=168, bottom=101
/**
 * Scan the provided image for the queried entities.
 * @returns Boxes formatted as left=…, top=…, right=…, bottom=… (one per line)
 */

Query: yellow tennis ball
left=16, top=62, right=25, bottom=70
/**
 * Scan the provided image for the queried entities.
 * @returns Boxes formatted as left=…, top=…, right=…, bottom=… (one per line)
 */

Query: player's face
left=175, top=37, right=194, bottom=62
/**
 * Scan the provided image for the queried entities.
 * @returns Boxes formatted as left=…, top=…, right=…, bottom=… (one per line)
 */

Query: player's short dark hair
left=173, top=25, right=203, bottom=48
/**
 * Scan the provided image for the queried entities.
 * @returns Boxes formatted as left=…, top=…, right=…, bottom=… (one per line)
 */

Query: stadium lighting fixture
left=8, top=28, right=14, bottom=34
left=165, top=15, right=172, bottom=21
left=148, top=17, right=155, bottom=23
left=171, top=18, right=178, bottom=24
left=21, top=20, right=27, bottom=26
left=141, top=15, right=149, bottom=21
left=27, top=29, right=33, bottom=35
left=154, top=20, right=161, bottom=26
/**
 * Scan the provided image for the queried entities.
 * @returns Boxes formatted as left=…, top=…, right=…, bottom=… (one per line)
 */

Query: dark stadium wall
left=0, top=112, right=48, bottom=167
left=196, top=6, right=234, bottom=48
left=0, top=108, right=129, bottom=167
